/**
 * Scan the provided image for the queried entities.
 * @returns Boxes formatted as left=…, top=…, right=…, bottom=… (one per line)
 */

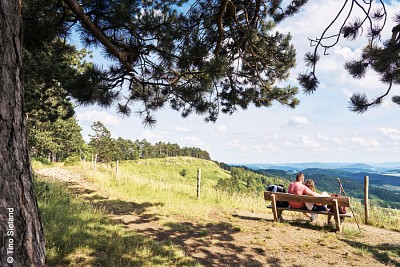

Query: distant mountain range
left=239, top=162, right=400, bottom=174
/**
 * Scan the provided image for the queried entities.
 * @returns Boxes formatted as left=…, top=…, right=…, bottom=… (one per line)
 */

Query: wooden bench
left=264, top=191, right=353, bottom=232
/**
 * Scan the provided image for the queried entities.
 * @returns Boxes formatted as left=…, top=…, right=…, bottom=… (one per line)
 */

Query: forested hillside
left=29, top=120, right=210, bottom=163
left=215, top=167, right=289, bottom=196
left=302, top=168, right=400, bottom=187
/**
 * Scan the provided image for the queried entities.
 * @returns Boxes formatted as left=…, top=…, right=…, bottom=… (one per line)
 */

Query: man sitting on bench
left=288, top=173, right=324, bottom=222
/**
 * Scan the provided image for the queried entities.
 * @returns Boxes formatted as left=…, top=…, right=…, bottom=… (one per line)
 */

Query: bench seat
left=266, top=205, right=353, bottom=217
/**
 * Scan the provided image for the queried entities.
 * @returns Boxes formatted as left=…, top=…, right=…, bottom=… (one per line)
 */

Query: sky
left=74, top=0, right=400, bottom=164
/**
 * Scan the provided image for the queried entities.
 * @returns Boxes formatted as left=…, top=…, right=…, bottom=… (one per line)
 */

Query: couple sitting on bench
left=288, top=172, right=330, bottom=222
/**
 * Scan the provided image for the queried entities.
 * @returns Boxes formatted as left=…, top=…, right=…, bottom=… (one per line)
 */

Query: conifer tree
left=28, top=117, right=85, bottom=161
left=0, top=2, right=46, bottom=265
left=89, top=121, right=116, bottom=162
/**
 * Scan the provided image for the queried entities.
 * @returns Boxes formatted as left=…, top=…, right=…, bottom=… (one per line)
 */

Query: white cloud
left=317, top=57, right=342, bottom=72
left=342, top=88, right=353, bottom=98
left=251, top=144, right=264, bottom=152
left=173, top=126, right=192, bottom=133
left=337, top=147, right=351, bottom=153
left=332, top=137, right=345, bottom=145
left=281, top=140, right=298, bottom=149
left=334, top=46, right=361, bottom=61
left=77, top=110, right=120, bottom=126
left=286, top=115, right=309, bottom=128
left=183, top=136, right=206, bottom=148
left=300, top=135, right=320, bottom=149
left=377, top=127, right=400, bottom=141
left=265, top=142, right=278, bottom=151
left=217, top=125, right=228, bottom=134
left=141, top=130, right=167, bottom=142
left=317, top=133, right=329, bottom=141
left=344, top=70, right=383, bottom=93
left=351, top=137, right=381, bottom=150
left=227, top=140, right=248, bottom=152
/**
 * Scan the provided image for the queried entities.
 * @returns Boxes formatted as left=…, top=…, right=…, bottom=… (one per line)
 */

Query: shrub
left=180, top=168, right=187, bottom=177
left=64, top=156, right=81, bottom=166
left=33, top=156, right=51, bottom=165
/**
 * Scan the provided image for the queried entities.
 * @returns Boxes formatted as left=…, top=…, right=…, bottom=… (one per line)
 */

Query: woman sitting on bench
left=304, top=179, right=329, bottom=212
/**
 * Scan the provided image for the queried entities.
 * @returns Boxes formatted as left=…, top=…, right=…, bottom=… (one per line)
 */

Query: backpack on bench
left=327, top=193, right=347, bottom=214
left=266, top=184, right=289, bottom=207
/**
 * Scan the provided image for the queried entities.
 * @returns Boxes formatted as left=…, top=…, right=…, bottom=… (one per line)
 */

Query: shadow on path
left=340, top=239, right=400, bottom=266
left=133, top=220, right=265, bottom=267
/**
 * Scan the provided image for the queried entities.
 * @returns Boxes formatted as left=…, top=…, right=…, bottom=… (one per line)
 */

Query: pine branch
left=62, top=0, right=140, bottom=81
left=214, top=0, right=229, bottom=57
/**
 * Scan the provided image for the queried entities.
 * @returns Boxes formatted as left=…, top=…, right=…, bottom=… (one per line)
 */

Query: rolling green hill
left=119, top=157, right=230, bottom=185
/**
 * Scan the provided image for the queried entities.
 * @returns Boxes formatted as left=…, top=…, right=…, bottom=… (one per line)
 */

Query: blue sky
left=75, top=0, right=400, bottom=164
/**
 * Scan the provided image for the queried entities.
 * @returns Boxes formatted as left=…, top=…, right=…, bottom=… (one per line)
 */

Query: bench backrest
left=264, top=191, right=351, bottom=207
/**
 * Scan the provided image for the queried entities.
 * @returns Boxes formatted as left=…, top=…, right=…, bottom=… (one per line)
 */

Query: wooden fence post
left=93, top=154, right=98, bottom=171
left=197, top=168, right=201, bottom=199
left=364, top=176, right=369, bottom=224
left=115, top=160, right=119, bottom=178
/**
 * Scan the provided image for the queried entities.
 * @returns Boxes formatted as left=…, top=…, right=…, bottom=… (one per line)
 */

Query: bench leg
left=327, top=214, right=332, bottom=224
left=332, top=199, right=342, bottom=232
left=340, top=217, right=345, bottom=231
left=271, top=195, right=279, bottom=222
left=328, top=214, right=345, bottom=232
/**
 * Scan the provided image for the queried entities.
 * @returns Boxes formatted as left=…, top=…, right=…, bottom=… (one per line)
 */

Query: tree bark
left=0, top=1, right=46, bottom=266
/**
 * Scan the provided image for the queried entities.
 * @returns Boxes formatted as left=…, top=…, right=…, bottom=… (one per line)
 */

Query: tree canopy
left=28, top=117, right=84, bottom=162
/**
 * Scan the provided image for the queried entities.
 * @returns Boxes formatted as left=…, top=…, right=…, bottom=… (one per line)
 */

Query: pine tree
left=28, top=117, right=84, bottom=162
left=89, top=121, right=116, bottom=163
left=0, top=2, right=46, bottom=265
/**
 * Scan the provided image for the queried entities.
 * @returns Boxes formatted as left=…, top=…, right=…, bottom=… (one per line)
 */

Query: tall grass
left=35, top=176, right=200, bottom=266
left=350, top=200, right=400, bottom=231
left=67, top=160, right=267, bottom=222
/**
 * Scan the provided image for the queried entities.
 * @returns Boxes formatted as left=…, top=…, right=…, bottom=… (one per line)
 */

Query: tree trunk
left=0, top=1, right=46, bottom=266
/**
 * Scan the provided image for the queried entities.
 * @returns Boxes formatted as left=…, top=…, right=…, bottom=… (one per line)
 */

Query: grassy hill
left=119, top=157, right=230, bottom=185
left=65, top=157, right=268, bottom=220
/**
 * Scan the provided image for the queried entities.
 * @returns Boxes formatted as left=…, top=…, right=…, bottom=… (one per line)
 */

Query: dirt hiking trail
left=36, top=167, right=400, bottom=267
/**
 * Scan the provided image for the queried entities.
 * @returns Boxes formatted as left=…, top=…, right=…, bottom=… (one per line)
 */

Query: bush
left=33, top=156, right=51, bottom=165
left=180, top=168, right=187, bottom=177
left=64, top=155, right=81, bottom=166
